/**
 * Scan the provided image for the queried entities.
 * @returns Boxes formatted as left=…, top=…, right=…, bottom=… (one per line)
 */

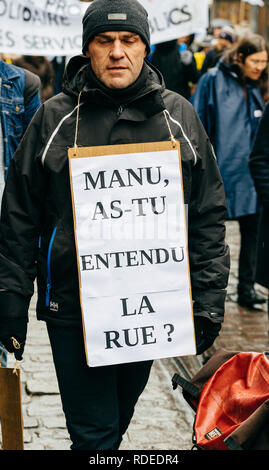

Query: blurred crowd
left=149, top=21, right=269, bottom=314
left=0, top=53, right=65, bottom=103
left=0, top=20, right=254, bottom=103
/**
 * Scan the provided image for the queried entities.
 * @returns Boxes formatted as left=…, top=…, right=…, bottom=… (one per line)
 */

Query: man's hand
left=0, top=318, right=28, bottom=360
left=194, top=316, right=221, bottom=355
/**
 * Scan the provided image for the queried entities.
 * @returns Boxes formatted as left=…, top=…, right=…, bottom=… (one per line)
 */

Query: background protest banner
left=0, top=0, right=88, bottom=56
left=141, top=0, right=209, bottom=45
left=68, top=142, right=196, bottom=367
left=0, top=0, right=208, bottom=56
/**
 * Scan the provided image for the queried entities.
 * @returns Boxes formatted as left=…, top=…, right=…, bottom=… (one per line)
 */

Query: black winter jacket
left=150, top=40, right=199, bottom=99
left=249, top=102, right=269, bottom=288
left=0, top=56, right=230, bottom=327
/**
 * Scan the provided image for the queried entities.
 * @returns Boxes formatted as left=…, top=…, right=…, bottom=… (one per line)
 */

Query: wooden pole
left=0, top=367, right=24, bottom=450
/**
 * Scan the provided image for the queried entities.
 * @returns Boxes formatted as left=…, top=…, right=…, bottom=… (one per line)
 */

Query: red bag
left=172, top=349, right=269, bottom=450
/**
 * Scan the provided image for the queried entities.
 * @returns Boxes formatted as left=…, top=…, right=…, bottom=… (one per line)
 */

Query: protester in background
left=150, top=39, right=199, bottom=100
left=0, top=59, right=41, bottom=202
left=177, top=33, right=203, bottom=82
left=14, top=56, right=54, bottom=102
left=0, top=0, right=229, bottom=450
left=191, top=35, right=215, bottom=72
left=0, top=58, right=41, bottom=366
left=192, top=34, right=269, bottom=310
left=212, top=25, right=223, bottom=40
left=177, top=34, right=196, bottom=52
left=200, top=27, right=236, bottom=75
left=249, top=102, right=269, bottom=325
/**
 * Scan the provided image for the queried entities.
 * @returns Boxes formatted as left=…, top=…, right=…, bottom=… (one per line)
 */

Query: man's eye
left=97, top=38, right=112, bottom=44
left=123, top=39, right=136, bottom=44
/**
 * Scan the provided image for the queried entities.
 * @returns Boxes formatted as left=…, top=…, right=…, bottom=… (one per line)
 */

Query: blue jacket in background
left=0, top=60, right=41, bottom=178
left=192, top=59, right=264, bottom=219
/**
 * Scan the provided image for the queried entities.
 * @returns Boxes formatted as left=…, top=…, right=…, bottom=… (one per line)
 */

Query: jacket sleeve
left=23, top=69, right=42, bottom=132
left=188, top=109, right=230, bottom=323
left=249, top=102, right=269, bottom=209
left=0, top=105, right=47, bottom=320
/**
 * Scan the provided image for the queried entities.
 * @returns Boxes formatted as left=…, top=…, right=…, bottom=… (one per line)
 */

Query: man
left=200, top=26, right=236, bottom=75
left=249, top=102, right=269, bottom=327
left=0, top=59, right=40, bottom=366
left=150, top=39, right=199, bottom=100
left=0, top=0, right=229, bottom=450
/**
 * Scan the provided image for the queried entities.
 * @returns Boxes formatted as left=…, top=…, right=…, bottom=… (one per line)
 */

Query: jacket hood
left=218, top=58, right=237, bottom=77
left=62, top=54, right=165, bottom=103
left=218, top=58, right=260, bottom=87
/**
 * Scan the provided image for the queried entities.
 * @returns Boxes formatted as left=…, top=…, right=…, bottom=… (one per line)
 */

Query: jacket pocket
left=9, top=99, right=25, bottom=137
left=45, top=226, right=57, bottom=307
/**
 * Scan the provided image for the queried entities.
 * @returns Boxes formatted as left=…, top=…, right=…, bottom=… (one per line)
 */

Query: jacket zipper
left=46, top=226, right=57, bottom=307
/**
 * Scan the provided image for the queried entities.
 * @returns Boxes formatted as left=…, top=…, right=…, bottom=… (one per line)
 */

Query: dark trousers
left=47, top=323, right=153, bottom=450
left=238, top=214, right=259, bottom=290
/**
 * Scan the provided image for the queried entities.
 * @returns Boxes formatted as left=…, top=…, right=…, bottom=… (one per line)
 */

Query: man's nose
left=110, top=40, right=125, bottom=59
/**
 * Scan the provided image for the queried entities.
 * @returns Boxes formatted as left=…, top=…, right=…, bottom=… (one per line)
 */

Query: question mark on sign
left=163, top=324, right=174, bottom=342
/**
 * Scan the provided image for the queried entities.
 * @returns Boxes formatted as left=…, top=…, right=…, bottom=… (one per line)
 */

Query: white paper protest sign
left=68, top=142, right=196, bottom=367
left=0, top=0, right=208, bottom=56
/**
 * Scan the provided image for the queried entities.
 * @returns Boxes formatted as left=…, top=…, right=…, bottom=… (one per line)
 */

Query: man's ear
left=85, top=51, right=90, bottom=58
left=144, top=45, right=147, bottom=59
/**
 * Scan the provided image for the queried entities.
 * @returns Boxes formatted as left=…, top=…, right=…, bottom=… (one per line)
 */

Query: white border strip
left=164, top=109, right=197, bottom=166
left=41, top=103, right=83, bottom=166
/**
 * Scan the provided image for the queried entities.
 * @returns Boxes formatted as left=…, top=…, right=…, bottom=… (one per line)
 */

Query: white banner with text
left=0, top=0, right=208, bottom=56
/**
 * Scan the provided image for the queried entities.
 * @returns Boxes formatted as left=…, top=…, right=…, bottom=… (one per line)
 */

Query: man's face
left=86, top=31, right=147, bottom=89
left=218, top=38, right=232, bottom=49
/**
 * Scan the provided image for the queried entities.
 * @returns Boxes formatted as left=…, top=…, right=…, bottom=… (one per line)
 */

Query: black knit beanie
left=82, top=0, right=150, bottom=55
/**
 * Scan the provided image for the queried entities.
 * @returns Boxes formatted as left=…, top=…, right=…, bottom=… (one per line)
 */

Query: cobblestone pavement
left=3, top=221, right=269, bottom=450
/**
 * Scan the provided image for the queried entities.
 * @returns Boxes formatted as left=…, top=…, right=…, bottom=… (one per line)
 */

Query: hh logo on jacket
left=49, top=301, right=59, bottom=312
